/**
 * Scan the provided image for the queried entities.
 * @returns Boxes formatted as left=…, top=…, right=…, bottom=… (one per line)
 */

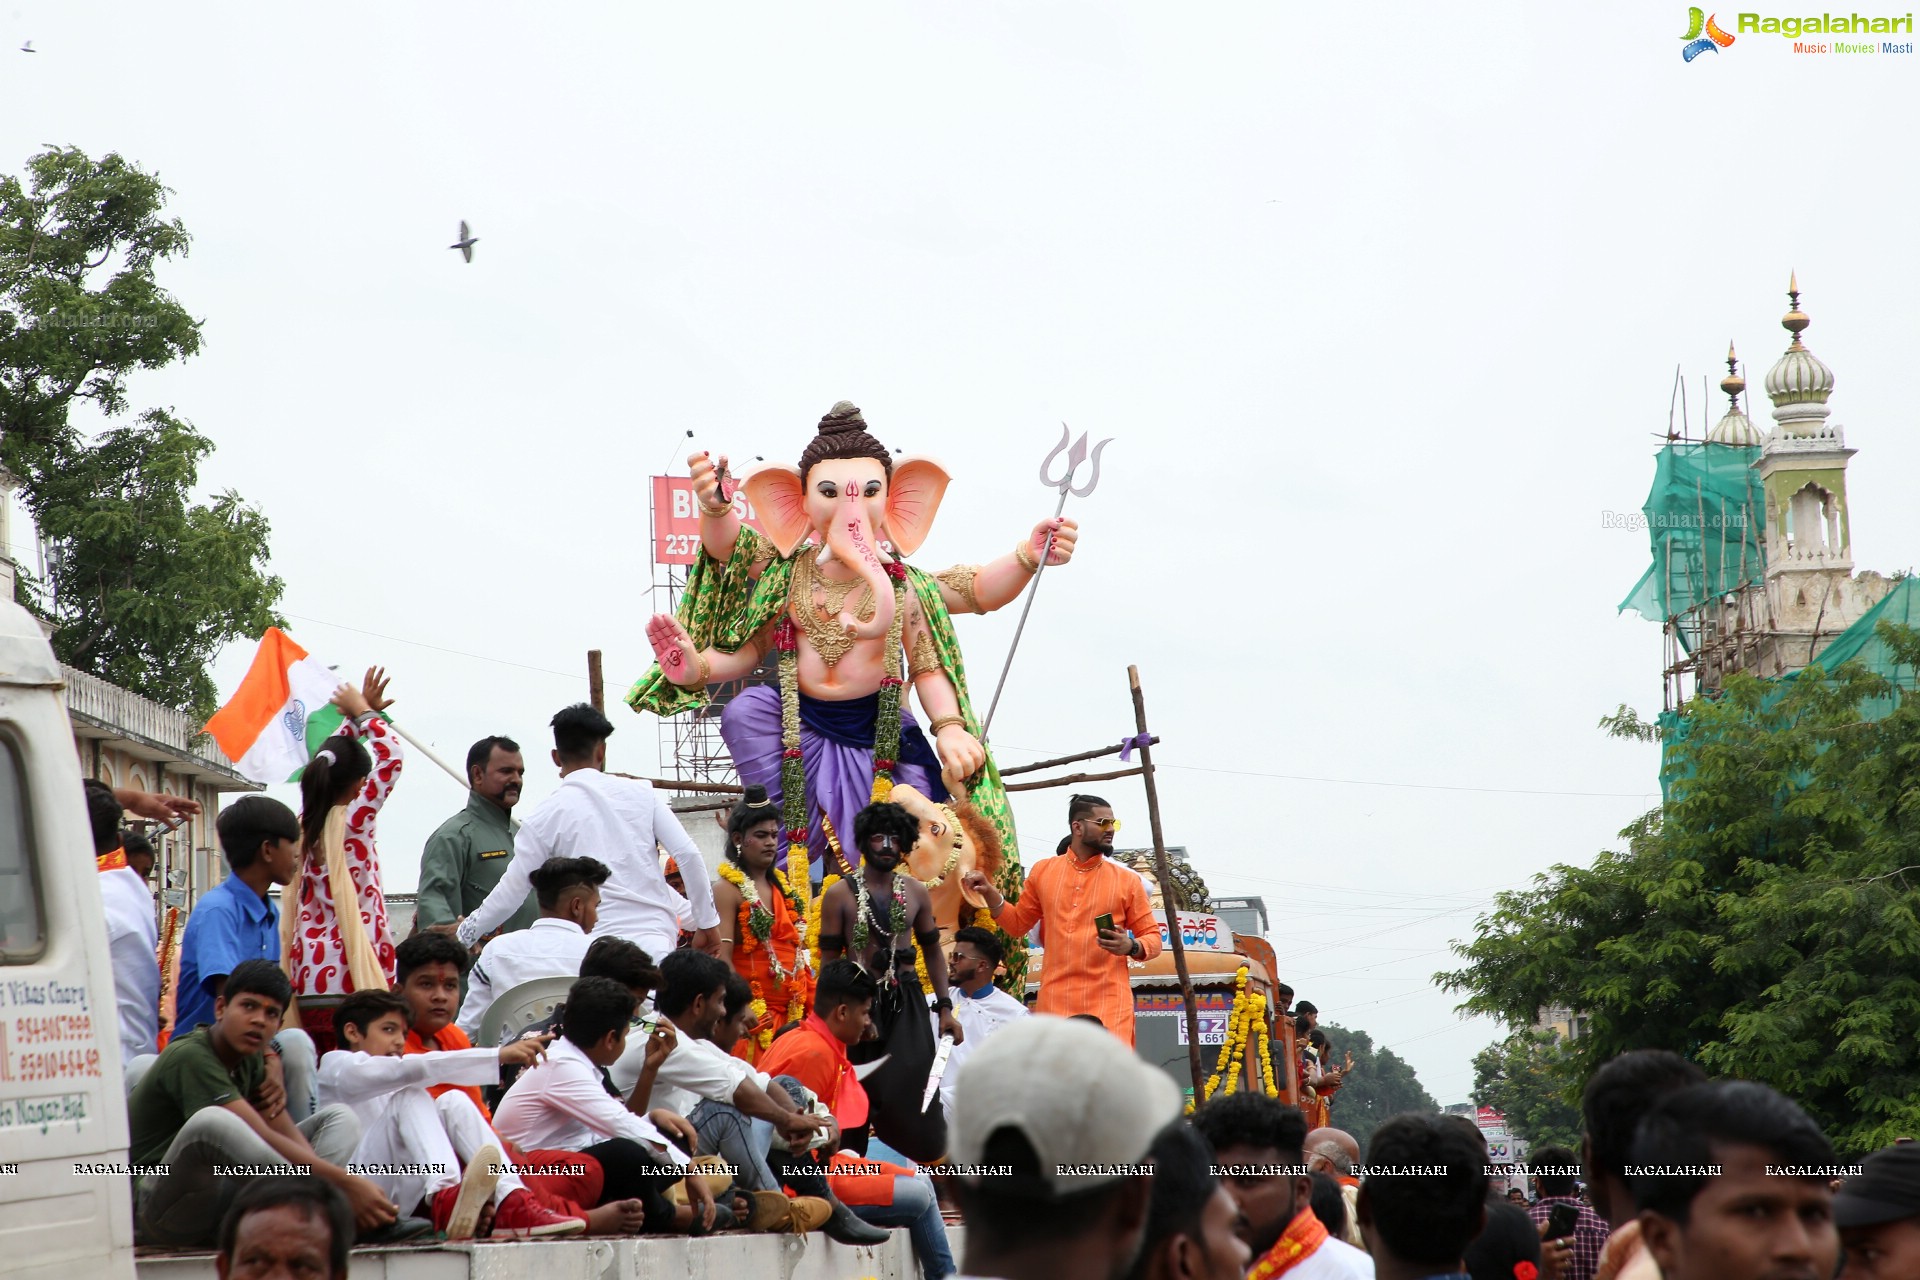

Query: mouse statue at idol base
left=630, top=401, right=1078, bottom=912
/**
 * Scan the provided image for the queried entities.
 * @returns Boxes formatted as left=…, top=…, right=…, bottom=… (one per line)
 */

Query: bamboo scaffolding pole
left=1129, top=665, right=1204, bottom=1095
left=1003, top=765, right=1145, bottom=793
left=998, top=737, right=1160, bottom=778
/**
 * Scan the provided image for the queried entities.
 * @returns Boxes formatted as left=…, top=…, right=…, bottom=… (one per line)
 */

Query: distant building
left=1533, top=1003, right=1590, bottom=1042
left=1209, top=895, right=1269, bottom=941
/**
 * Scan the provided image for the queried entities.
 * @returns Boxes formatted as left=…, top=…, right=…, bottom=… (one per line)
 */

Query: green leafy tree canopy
left=0, top=146, right=201, bottom=448
left=1439, top=635, right=1920, bottom=1154
left=1319, top=1021, right=1439, bottom=1152
left=1471, top=1029, right=1583, bottom=1150
left=0, top=147, right=280, bottom=722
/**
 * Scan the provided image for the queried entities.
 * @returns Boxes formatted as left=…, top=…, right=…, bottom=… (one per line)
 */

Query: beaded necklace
left=852, top=869, right=909, bottom=956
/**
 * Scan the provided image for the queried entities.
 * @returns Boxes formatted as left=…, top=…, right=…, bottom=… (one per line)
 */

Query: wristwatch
left=1127, top=936, right=1144, bottom=960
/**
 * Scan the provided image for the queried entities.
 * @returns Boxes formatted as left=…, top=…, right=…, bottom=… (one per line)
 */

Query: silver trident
left=979, top=424, right=1111, bottom=740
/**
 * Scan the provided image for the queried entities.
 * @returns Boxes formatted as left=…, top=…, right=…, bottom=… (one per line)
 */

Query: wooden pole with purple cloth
left=1125, top=665, right=1205, bottom=1096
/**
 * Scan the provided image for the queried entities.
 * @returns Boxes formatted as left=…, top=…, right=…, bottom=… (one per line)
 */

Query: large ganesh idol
left=630, top=401, right=1075, bottom=884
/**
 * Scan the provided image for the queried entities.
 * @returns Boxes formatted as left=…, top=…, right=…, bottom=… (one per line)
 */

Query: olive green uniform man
left=415, top=735, right=537, bottom=938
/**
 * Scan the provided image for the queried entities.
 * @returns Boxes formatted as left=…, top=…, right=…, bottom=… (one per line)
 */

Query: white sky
left=9, top=1, right=1919, bottom=1108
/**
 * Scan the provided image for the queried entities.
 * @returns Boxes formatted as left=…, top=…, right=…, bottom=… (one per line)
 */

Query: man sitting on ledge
left=126, top=959, right=396, bottom=1247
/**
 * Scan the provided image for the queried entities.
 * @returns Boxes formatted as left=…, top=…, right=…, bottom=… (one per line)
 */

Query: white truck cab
left=0, top=596, right=137, bottom=1279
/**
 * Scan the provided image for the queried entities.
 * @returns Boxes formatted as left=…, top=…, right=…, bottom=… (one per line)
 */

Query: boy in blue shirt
left=156, top=796, right=318, bottom=1120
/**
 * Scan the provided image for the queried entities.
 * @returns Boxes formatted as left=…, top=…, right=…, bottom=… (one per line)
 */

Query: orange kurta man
left=971, top=808, right=1163, bottom=1045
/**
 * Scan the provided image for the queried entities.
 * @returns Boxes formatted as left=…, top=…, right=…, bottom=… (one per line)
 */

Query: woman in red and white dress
left=283, top=667, right=404, bottom=1013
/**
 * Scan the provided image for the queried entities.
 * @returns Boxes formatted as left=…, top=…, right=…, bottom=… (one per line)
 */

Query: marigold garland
left=747, top=980, right=773, bottom=1049
left=1197, top=967, right=1275, bottom=1106
left=719, top=862, right=792, bottom=983
left=808, top=874, right=842, bottom=973
left=1256, top=1000, right=1279, bottom=1100
left=912, top=931, right=933, bottom=994
left=775, top=618, right=810, bottom=882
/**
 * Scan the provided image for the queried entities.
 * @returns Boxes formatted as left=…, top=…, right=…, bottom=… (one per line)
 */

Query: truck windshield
left=0, top=735, right=45, bottom=960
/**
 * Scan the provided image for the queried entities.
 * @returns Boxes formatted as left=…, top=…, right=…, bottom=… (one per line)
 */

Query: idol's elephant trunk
left=824, top=493, right=896, bottom=640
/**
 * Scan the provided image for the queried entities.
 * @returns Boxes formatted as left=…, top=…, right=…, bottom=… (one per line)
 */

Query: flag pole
left=386, top=720, right=468, bottom=789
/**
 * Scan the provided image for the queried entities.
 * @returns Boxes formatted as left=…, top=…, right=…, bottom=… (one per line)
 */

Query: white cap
left=951, top=1015, right=1181, bottom=1196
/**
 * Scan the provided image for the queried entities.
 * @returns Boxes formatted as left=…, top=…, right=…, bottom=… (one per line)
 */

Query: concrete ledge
left=136, top=1226, right=931, bottom=1280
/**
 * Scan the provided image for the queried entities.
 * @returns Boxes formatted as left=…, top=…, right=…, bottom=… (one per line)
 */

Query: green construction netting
left=1656, top=575, right=1920, bottom=801
left=1617, top=443, right=1766, bottom=645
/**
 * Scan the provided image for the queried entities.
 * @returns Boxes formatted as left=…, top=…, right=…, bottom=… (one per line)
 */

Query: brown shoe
left=744, top=1190, right=795, bottom=1232
left=784, top=1196, right=832, bottom=1234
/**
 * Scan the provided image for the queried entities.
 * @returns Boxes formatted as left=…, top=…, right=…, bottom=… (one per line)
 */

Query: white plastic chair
left=476, top=975, right=576, bottom=1048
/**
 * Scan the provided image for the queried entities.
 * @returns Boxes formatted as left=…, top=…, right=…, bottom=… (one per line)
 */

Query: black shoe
left=359, top=1215, right=434, bottom=1244
left=691, top=1198, right=739, bottom=1236
left=822, top=1201, right=891, bottom=1246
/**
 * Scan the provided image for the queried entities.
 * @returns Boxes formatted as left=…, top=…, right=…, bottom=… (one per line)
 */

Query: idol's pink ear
left=886, top=457, right=951, bottom=556
left=741, top=464, right=809, bottom=556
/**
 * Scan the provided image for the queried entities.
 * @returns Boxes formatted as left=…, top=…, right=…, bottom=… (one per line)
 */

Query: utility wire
left=993, top=742, right=1655, bottom=801
left=280, top=612, right=583, bottom=681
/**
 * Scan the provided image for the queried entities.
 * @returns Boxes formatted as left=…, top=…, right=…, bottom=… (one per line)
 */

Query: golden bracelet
left=1014, top=540, right=1040, bottom=574
left=699, top=499, right=733, bottom=518
left=927, top=714, right=967, bottom=735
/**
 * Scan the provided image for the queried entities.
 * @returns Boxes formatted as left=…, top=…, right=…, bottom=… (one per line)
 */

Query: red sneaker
left=490, top=1189, right=587, bottom=1239
left=431, top=1145, right=501, bottom=1240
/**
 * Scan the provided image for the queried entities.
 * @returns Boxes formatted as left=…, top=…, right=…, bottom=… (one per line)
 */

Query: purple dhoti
left=720, top=685, right=947, bottom=883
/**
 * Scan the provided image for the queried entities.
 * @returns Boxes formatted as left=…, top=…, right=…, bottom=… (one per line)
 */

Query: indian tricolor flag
left=206, top=628, right=347, bottom=783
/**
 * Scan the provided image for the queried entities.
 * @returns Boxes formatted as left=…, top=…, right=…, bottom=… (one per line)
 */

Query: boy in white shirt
left=456, top=856, right=607, bottom=1036
left=495, top=975, right=722, bottom=1235
left=318, top=990, right=585, bottom=1239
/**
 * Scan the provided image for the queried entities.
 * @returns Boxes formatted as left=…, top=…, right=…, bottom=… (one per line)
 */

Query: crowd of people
left=194, top=1031, right=1920, bottom=1280
left=90, top=676, right=1919, bottom=1280
left=88, top=680, right=1207, bottom=1272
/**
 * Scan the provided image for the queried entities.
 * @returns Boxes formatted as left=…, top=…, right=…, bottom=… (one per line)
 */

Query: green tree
left=1438, top=637, right=1920, bottom=1155
left=0, top=147, right=281, bottom=722
left=0, top=146, right=201, bottom=450
left=17, top=411, right=281, bottom=721
left=1319, top=1022, right=1438, bottom=1151
left=1471, top=1029, right=1583, bottom=1150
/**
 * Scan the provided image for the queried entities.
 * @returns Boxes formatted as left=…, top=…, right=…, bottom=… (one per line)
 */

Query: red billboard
left=650, top=476, right=770, bottom=566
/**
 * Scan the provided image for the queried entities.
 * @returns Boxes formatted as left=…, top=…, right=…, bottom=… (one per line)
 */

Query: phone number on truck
left=3, top=1046, right=104, bottom=1082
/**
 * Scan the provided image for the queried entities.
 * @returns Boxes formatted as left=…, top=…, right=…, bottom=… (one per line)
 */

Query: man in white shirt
left=454, top=704, right=719, bottom=960
left=609, top=951, right=884, bottom=1244
left=494, top=975, right=718, bottom=1233
left=86, top=781, right=158, bottom=1067
left=1190, top=1093, right=1374, bottom=1280
left=456, top=856, right=607, bottom=1037
left=940, top=926, right=1029, bottom=1123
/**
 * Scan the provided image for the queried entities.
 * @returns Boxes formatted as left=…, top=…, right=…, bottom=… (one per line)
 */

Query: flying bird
left=449, top=220, right=477, bottom=263
left=20, top=40, right=34, bottom=53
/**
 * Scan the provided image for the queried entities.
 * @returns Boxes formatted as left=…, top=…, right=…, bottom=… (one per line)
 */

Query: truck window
left=0, top=734, right=45, bottom=960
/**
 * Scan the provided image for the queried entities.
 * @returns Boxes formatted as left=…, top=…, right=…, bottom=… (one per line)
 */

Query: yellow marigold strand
left=912, top=931, right=933, bottom=995
left=808, top=874, right=842, bottom=973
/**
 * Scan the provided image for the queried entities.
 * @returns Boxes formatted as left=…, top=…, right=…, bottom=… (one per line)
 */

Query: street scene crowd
left=86, top=680, right=1919, bottom=1280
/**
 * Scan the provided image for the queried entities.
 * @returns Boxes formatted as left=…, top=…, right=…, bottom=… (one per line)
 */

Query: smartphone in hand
left=1544, top=1202, right=1579, bottom=1241
left=1094, top=912, right=1117, bottom=933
